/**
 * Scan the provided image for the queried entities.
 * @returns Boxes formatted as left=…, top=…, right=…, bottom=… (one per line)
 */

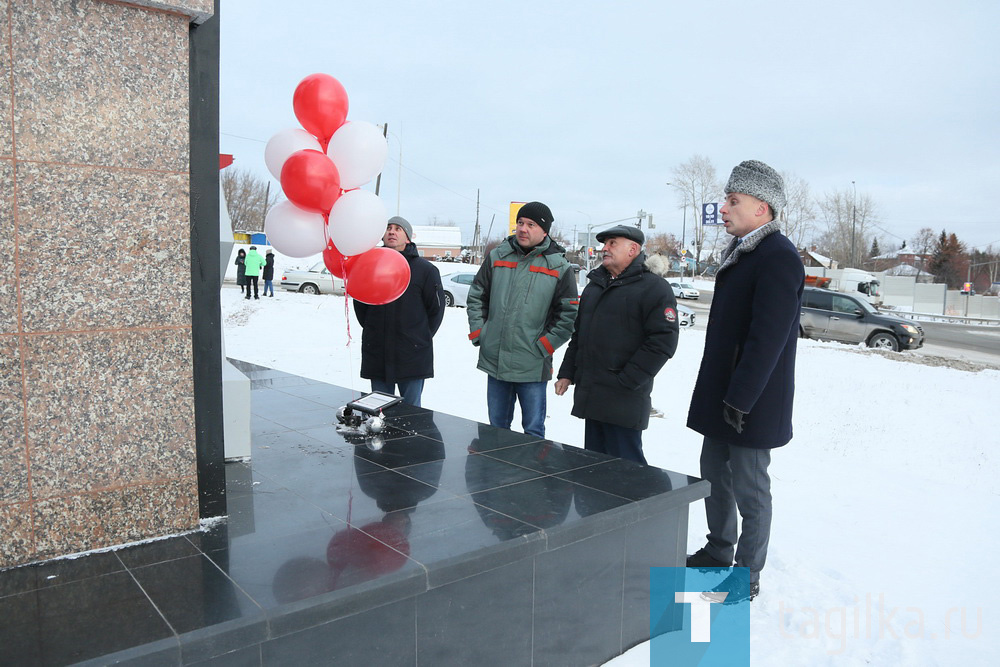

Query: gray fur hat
left=724, top=160, right=786, bottom=218
left=387, top=215, right=413, bottom=242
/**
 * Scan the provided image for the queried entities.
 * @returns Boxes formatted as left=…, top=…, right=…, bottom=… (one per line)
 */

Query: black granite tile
left=188, top=643, right=261, bottom=666
left=294, top=466, right=453, bottom=522
left=533, top=528, right=627, bottom=666
left=201, top=519, right=425, bottom=618
left=481, top=439, right=612, bottom=475
left=197, top=478, right=336, bottom=547
left=0, top=549, right=124, bottom=598
left=73, top=638, right=181, bottom=667
left=248, top=413, right=287, bottom=437
left=468, top=475, right=612, bottom=537
left=622, top=510, right=687, bottom=652
left=352, top=433, right=446, bottom=471
left=115, top=534, right=201, bottom=569
left=391, top=411, right=540, bottom=452
left=417, top=558, right=533, bottom=665
left=382, top=496, right=546, bottom=588
left=557, top=459, right=710, bottom=517
left=0, top=570, right=176, bottom=666
left=273, top=381, right=358, bottom=407
left=130, top=554, right=267, bottom=663
left=262, top=596, right=417, bottom=666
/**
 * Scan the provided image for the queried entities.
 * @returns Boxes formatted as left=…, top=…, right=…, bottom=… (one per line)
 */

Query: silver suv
left=800, top=287, right=924, bottom=351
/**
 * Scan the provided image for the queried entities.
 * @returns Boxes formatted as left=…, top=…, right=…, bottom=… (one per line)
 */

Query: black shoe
left=254, top=296, right=259, bottom=300
left=701, top=573, right=759, bottom=605
left=686, top=548, right=731, bottom=569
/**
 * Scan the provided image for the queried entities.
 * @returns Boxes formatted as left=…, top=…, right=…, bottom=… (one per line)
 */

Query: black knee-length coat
left=686, top=223, right=804, bottom=449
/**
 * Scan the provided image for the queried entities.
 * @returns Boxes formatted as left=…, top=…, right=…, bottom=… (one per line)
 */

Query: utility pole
left=471, top=189, right=482, bottom=264
left=375, top=122, right=388, bottom=196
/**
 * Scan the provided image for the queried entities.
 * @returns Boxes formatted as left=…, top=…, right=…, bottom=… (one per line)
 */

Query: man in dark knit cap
left=686, top=160, right=804, bottom=604
left=467, top=202, right=578, bottom=438
left=354, top=216, right=444, bottom=407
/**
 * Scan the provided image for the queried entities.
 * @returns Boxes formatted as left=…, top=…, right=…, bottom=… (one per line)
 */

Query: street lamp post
left=584, top=211, right=651, bottom=272
left=376, top=123, right=403, bottom=216
left=667, top=181, right=688, bottom=278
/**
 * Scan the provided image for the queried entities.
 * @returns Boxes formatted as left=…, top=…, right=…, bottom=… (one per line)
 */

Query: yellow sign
left=509, top=202, right=526, bottom=236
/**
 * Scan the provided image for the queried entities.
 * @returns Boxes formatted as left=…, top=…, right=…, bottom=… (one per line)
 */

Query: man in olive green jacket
left=467, top=202, right=578, bottom=438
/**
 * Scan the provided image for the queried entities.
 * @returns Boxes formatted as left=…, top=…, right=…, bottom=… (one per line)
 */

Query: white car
left=669, top=281, right=700, bottom=300
left=677, top=303, right=695, bottom=328
left=440, top=269, right=478, bottom=307
left=280, top=262, right=344, bottom=295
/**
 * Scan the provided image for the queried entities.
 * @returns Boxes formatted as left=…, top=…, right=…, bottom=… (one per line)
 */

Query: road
left=677, top=288, right=1000, bottom=365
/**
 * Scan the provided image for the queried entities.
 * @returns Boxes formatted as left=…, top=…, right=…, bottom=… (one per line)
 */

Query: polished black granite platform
left=0, top=362, right=709, bottom=666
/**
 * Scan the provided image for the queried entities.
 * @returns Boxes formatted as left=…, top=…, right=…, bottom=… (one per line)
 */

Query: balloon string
left=341, top=255, right=352, bottom=346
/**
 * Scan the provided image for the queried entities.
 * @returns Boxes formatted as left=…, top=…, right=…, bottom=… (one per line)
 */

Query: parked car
left=440, top=269, right=478, bottom=307
left=799, top=287, right=924, bottom=351
left=677, top=303, right=696, bottom=328
left=669, top=281, right=700, bottom=300
left=280, top=262, right=344, bottom=295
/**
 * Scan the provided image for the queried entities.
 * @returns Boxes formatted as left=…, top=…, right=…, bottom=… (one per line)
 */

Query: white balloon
left=326, top=190, right=388, bottom=256
left=263, top=200, right=327, bottom=257
left=326, top=121, right=388, bottom=190
left=264, top=128, right=322, bottom=181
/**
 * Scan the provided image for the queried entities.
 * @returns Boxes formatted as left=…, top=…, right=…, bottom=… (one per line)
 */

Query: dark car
left=799, top=287, right=924, bottom=351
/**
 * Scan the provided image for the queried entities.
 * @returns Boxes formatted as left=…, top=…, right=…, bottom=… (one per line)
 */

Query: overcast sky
left=220, top=0, right=999, bottom=252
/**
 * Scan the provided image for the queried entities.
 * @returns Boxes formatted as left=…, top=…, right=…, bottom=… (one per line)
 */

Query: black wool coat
left=262, top=253, right=275, bottom=281
left=686, top=224, right=804, bottom=449
left=558, top=254, right=679, bottom=431
left=354, top=243, right=444, bottom=382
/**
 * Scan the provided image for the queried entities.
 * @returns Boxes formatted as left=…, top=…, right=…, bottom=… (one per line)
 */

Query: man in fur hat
left=686, top=160, right=805, bottom=604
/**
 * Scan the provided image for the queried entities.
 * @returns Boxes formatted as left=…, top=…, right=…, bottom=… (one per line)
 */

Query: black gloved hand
left=722, top=403, right=746, bottom=434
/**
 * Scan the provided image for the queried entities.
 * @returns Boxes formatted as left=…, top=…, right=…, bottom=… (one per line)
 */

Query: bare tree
left=221, top=167, right=279, bottom=233
left=669, top=155, right=722, bottom=268
left=645, top=232, right=680, bottom=258
left=815, top=189, right=879, bottom=267
left=780, top=172, right=816, bottom=248
left=911, top=227, right=936, bottom=280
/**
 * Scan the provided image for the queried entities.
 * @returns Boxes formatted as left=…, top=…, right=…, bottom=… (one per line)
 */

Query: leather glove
left=722, top=403, right=746, bottom=434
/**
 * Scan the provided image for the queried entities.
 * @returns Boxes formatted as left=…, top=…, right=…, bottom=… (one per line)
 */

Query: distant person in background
left=354, top=216, right=444, bottom=406
left=262, top=249, right=276, bottom=297
left=686, top=159, right=804, bottom=605
left=243, top=245, right=265, bottom=300
left=235, top=248, right=247, bottom=295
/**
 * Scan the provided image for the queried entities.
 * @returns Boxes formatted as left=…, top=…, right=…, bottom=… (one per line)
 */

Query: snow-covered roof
left=413, top=225, right=462, bottom=247
left=807, top=250, right=835, bottom=268
left=884, top=263, right=933, bottom=277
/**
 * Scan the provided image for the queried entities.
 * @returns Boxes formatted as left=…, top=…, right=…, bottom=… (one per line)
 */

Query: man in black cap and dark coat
left=686, top=159, right=804, bottom=605
left=555, top=225, right=678, bottom=464
left=354, top=216, right=444, bottom=407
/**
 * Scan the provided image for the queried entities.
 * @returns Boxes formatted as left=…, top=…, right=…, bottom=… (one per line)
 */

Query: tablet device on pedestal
left=347, top=391, right=402, bottom=416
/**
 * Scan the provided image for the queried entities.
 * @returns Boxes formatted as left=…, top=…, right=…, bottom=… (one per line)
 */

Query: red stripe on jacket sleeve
left=540, top=336, right=555, bottom=355
left=469, top=329, right=481, bottom=340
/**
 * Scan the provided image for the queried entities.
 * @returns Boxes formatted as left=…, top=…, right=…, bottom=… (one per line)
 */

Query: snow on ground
left=222, top=287, right=998, bottom=666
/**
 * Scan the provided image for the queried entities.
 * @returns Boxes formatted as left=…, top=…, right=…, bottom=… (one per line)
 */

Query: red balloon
left=345, top=247, right=411, bottom=305
left=292, top=73, right=349, bottom=146
left=280, top=149, right=341, bottom=214
left=322, top=239, right=357, bottom=279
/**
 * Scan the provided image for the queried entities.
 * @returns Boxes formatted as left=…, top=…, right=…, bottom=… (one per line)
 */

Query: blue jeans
left=584, top=419, right=645, bottom=465
left=263, top=279, right=274, bottom=296
left=486, top=376, right=546, bottom=439
left=371, top=379, right=424, bottom=407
